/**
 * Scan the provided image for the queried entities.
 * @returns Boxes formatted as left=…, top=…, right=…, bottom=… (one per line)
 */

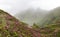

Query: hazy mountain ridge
left=15, top=8, right=48, bottom=26
left=38, top=7, right=60, bottom=26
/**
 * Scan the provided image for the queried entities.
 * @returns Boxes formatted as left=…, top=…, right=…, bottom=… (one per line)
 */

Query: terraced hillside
left=0, top=10, right=40, bottom=37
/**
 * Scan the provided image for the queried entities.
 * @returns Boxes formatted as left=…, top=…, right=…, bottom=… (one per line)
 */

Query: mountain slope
left=0, top=9, right=40, bottom=37
left=37, top=7, right=60, bottom=27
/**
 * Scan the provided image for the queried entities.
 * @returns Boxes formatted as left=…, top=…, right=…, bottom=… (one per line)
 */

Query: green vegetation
left=32, top=7, right=60, bottom=37
left=0, top=10, right=40, bottom=37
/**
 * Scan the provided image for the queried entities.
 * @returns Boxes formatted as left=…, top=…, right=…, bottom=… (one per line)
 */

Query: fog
left=0, top=0, right=60, bottom=15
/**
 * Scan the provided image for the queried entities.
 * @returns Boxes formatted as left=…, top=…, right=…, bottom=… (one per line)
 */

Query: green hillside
left=0, top=9, right=40, bottom=37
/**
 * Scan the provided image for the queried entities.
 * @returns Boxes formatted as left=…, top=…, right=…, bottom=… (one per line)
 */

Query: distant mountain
left=15, top=8, right=48, bottom=26
left=37, top=7, right=60, bottom=27
left=0, top=9, right=40, bottom=37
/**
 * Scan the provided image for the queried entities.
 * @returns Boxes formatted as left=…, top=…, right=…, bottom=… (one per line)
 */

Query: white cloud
left=0, top=0, right=60, bottom=15
left=29, top=0, right=60, bottom=10
left=0, top=0, right=34, bottom=15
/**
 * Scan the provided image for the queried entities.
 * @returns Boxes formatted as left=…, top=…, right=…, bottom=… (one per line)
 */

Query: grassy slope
left=0, top=10, right=40, bottom=37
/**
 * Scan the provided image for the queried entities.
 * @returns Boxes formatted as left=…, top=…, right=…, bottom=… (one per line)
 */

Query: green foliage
left=32, top=23, right=40, bottom=29
left=56, top=31, right=60, bottom=37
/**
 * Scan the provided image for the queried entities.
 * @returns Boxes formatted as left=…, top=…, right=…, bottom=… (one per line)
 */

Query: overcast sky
left=0, top=0, right=60, bottom=15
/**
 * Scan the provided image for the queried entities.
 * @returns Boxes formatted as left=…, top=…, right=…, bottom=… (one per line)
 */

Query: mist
left=15, top=8, right=49, bottom=26
left=0, top=0, right=60, bottom=15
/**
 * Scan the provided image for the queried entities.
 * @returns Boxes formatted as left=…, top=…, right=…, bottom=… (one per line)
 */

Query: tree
left=32, top=23, right=40, bottom=29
